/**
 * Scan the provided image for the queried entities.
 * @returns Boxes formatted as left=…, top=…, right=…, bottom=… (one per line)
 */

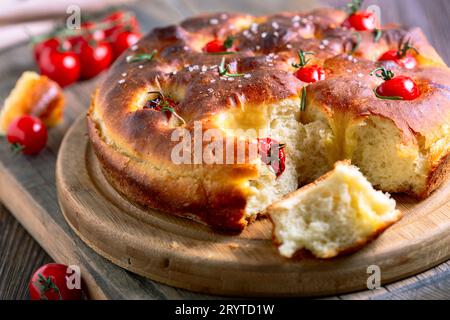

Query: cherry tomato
left=7, top=115, right=47, bottom=155
left=257, top=138, right=286, bottom=177
left=103, top=11, right=140, bottom=40
left=78, top=40, right=112, bottom=79
left=68, top=23, right=106, bottom=53
left=294, top=65, right=325, bottom=83
left=29, top=263, right=83, bottom=300
left=81, top=21, right=106, bottom=41
left=344, top=11, right=376, bottom=31
left=203, top=39, right=226, bottom=53
left=111, top=30, right=141, bottom=59
left=38, top=48, right=80, bottom=87
left=33, top=38, right=70, bottom=62
left=376, top=75, right=420, bottom=100
left=378, top=50, right=417, bottom=69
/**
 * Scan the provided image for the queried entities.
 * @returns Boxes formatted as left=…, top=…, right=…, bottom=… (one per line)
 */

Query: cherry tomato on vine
left=294, top=65, right=325, bottom=83
left=7, top=115, right=47, bottom=155
left=203, top=39, right=226, bottom=53
left=371, top=67, right=420, bottom=100
left=257, top=138, right=286, bottom=177
left=38, top=48, right=80, bottom=87
left=376, top=75, right=420, bottom=100
left=378, top=42, right=419, bottom=70
left=111, top=30, right=141, bottom=58
left=103, top=11, right=140, bottom=40
left=344, top=11, right=377, bottom=31
left=33, top=38, right=69, bottom=62
left=29, top=263, right=83, bottom=300
left=78, top=40, right=113, bottom=79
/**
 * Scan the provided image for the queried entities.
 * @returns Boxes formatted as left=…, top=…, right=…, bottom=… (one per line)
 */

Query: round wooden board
left=56, top=116, right=450, bottom=297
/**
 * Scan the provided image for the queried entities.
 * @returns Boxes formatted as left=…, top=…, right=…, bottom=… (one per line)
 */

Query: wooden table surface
left=1, top=0, right=450, bottom=300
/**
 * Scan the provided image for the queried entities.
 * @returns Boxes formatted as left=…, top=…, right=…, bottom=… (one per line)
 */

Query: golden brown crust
left=89, top=8, right=450, bottom=231
left=0, top=71, right=64, bottom=134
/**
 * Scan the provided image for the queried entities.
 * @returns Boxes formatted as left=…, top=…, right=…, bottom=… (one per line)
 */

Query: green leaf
left=126, top=50, right=157, bottom=63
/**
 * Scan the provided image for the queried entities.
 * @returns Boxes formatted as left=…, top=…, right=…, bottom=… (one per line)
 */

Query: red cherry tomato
left=378, top=50, right=417, bottom=69
left=68, top=23, right=106, bottom=53
left=294, top=65, right=326, bottom=83
left=344, top=11, right=376, bottom=31
left=38, top=48, right=80, bottom=87
left=111, top=30, right=141, bottom=59
left=81, top=21, right=106, bottom=41
left=376, top=75, right=420, bottom=100
left=33, top=38, right=70, bottom=62
left=203, top=39, right=226, bottom=53
left=7, top=115, right=47, bottom=155
left=257, top=138, right=286, bottom=177
left=78, top=41, right=112, bottom=79
left=103, top=11, right=140, bottom=40
left=29, top=263, right=83, bottom=300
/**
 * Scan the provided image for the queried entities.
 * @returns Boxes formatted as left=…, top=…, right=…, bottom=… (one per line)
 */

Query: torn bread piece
left=0, top=71, right=64, bottom=135
left=268, top=161, right=402, bottom=259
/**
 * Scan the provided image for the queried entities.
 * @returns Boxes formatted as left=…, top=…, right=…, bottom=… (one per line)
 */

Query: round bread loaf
left=87, top=8, right=450, bottom=232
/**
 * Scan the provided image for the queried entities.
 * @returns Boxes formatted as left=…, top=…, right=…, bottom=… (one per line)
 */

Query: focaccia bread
left=87, top=7, right=450, bottom=232
left=267, top=161, right=402, bottom=259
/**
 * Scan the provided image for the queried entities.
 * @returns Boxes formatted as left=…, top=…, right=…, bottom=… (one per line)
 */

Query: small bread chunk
left=0, top=71, right=64, bottom=135
left=268, top=161, right=402, bottom=259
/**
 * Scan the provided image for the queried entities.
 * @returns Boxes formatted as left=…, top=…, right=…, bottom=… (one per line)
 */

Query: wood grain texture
left=0, top=0, right=450, bottom=299
left=0, top=204, right=52, bottom=300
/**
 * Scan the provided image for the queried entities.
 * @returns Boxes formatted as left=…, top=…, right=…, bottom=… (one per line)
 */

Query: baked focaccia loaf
left=87, top=7, right=450, bottom=232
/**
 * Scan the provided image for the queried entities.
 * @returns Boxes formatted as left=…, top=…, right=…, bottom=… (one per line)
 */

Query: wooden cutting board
left=55, top=116, right=450, bottom=297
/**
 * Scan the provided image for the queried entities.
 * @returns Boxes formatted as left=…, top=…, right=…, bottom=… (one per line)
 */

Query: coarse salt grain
left=118, top=79, right=125, bottom=84
left=286, top=44, right=292, bottom=49
left=272, top=21, right=279, bottom=29
left=244, top=74, right=251, bottom=78
left=138, top=65, right=143, bottom=69
left=261, top=32, right=268, bottom=38
left=210, top=18, right=219, bottom=25
left=131, top=45, right=138, bottom=51
left=121, top=73, right=127, bottom=77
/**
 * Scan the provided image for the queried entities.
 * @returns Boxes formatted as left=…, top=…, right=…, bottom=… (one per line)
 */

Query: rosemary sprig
left=126, top=50, right=157, bottom=63
left=208, top=51, right=236, bottom=55
left=292, top=49, right=315, bottom=68
left=218, top=57, right=244, bottom=77
left=300, top=86, right=307, bottom=111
